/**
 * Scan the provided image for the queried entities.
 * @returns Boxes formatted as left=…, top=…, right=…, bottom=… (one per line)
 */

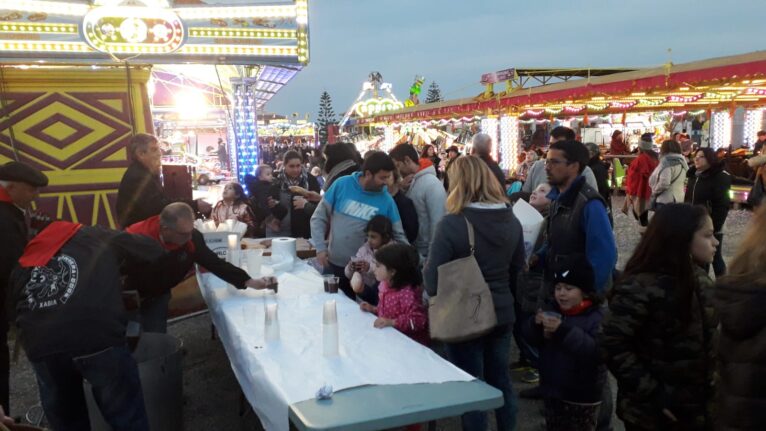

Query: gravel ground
left=8, top=196, right=754, bottom=430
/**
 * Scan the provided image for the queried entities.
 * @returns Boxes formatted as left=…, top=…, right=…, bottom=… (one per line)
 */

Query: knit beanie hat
left=552, top=254, right=595, bottom=294
left=638, top=133, right=654, bottom=151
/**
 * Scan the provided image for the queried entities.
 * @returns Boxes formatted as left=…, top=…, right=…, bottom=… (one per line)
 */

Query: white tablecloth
left=196, top=259, right=474, bottom=431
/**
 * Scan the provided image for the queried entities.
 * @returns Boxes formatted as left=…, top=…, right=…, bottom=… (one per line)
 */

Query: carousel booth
left=0, top=1, right=309, bottom=429
left=0, top=0, right=309, bottom=227
left=339, top=72, right=470, bottom=156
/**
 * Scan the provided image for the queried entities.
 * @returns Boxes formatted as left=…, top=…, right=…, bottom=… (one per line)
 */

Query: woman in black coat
left=714, top=205, right=766, bottom=430
left=684, top=147, right=731, bottom=276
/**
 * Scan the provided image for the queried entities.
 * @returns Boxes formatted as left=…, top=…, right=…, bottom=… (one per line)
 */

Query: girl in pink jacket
left=359, top=243, right=429, bottom=346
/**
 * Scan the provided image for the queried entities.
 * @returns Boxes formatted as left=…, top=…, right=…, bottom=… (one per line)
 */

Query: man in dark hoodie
left=8, top=220, right=166, bottom=430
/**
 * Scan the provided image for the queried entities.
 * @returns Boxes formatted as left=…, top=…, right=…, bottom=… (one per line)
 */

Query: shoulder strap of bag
left=658, top=163, right=683, bottom=184
left=669, top=164, right=684, bottom=184
left=464, top=217, right=475, bottom=255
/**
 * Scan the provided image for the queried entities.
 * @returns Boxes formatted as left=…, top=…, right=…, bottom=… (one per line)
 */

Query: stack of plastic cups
left=227, top=234, right=240, bottom=265
left=322, top=300, right=339, bottom=357
left=245, top=249, right=263, bottom=277
left=265, top=303, right=279, bottom=342
left=225, top=218, right=236, bottom=231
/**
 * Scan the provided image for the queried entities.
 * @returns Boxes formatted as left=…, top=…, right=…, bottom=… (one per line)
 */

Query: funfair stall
left=363, top=51, right=766, bottom=177
left=0, top=0, right=310, bottom=227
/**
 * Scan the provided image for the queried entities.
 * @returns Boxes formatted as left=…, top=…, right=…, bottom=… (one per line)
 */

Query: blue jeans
left=31, top=346, right=148, bottom=431
left=444, top=324, right=517, bottom=431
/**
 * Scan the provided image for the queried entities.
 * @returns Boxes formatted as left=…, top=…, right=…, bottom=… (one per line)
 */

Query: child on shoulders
left=245, top=164, right=278, bottom=235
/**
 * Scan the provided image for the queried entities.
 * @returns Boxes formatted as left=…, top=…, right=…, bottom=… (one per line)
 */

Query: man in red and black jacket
left=124, top=202, right=276, bottom=333
left=8, top=220, right=164, bottom=430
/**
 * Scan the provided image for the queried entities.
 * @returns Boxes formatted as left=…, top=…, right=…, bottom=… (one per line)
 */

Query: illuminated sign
left=83, top=6, right=185, bottom=54
left=0, top=0, right=310, bottom=66
left=481, top=68, right=515, bottom=85
left=352, top=98, right=404, bottom=117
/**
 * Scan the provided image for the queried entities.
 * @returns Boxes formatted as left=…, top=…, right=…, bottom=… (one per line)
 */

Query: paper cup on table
left=512, top=199, right=545, bottom=261
left=322, top=300, right=339, bottom=357
left=264, top=303, right=279, bottom=342
left=245, top=249, right=264, bottom=277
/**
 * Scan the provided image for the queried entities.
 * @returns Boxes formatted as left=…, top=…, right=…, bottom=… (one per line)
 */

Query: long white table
left=196, top=260, right=503, bottom=431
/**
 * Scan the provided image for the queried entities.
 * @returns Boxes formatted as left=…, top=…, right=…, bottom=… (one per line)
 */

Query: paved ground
left=8, top=196, right=754, bottom=430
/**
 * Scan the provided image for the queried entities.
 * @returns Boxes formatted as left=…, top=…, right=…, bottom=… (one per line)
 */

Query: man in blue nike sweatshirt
left=311, top=151, right=408, bottom=299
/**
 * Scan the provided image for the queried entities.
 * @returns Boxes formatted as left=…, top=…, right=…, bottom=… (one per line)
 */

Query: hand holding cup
left=541, top=311, right=562, bottom=338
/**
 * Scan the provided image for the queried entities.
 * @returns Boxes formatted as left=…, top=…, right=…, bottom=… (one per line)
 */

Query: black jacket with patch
left=9, top=226, right=165, bottom=361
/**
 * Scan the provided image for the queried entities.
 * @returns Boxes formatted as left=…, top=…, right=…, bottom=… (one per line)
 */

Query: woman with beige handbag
left=424, top=156, right=526, bottom=431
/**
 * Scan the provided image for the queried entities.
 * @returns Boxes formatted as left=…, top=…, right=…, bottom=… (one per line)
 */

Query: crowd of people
left=1, top=124, right=766, bottom=430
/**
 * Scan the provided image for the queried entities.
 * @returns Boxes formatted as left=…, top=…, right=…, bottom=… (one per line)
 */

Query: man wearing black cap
left=0, top=161, right=48, bottom=416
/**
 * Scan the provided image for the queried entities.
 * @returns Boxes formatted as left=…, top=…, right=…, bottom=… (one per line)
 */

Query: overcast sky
left=267, top=0, right=765, bottom=119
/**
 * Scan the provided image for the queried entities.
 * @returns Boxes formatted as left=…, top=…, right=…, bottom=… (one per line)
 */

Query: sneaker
left=519, top=385, right=544, bottom=399
left=509, top=359, right=530, bottom=372
left=521, top=369, right=540, bottom=384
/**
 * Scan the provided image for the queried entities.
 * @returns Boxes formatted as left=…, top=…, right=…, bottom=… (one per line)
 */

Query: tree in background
left=425, top=81, right=443, bottom=103
left=317, top=91, right=337, bottom=145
